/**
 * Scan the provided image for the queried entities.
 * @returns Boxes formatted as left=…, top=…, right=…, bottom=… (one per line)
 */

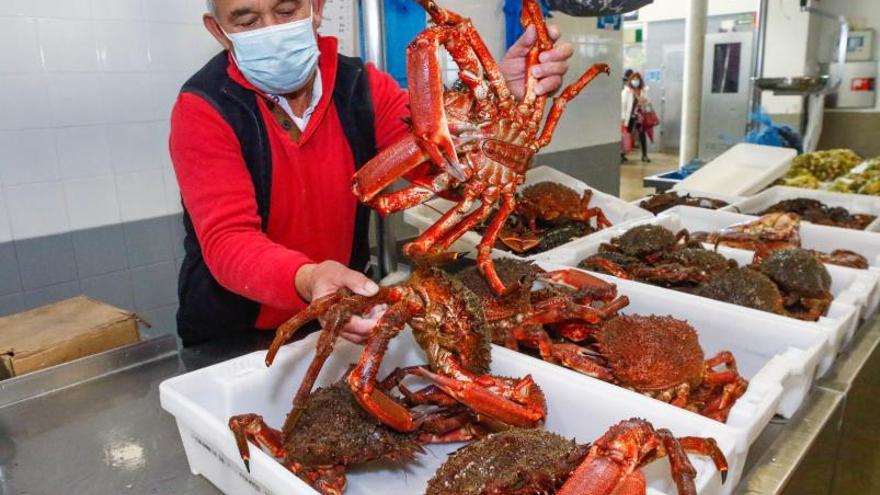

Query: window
left=711, top=42, right=742, bottom=94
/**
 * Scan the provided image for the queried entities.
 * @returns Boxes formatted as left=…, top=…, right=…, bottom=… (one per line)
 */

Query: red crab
left=499, top=182, right=613, bottom=253
left=552, top=314, right=748, bottom=422
left=426, top=419, right=729, bottom=495
left=452, top=259, right=630, bottom=371
left=693, top=213, right=869, bottom=269
left=266, top=264, right=546, bottom=440
left=351, top=0, right=610, bottom=295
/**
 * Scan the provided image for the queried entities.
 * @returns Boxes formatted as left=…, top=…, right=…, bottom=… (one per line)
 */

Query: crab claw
left=409, top=367, right=546, bottom=428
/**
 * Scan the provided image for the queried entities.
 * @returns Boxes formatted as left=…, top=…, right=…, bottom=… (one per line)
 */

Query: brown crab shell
left=410, top=266, right=493, bottom=375
left=759, top=248, right=832, bottom=298
left=695, top=267, right=785, bottom=314
left=281, top=381, right=422, bottom=468
left=452, top=259, right=543, bottom=321
left=612, top=224, right=678, bottom=258
left=518, top=181, right=585, bottom=223
left=426, top=429, right=588, bottom=495
left=596, top=315, right=705, bottom=392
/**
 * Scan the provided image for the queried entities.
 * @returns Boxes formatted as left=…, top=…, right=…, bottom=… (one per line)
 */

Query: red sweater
left=170, top=36, right=409, bottom=329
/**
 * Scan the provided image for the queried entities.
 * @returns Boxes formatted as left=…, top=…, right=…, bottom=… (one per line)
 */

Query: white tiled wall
left=0, top=0, right=219, bottom=243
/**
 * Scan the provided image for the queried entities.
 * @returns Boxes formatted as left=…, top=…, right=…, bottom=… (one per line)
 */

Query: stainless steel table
left=1, top=317, right=879, bottom=495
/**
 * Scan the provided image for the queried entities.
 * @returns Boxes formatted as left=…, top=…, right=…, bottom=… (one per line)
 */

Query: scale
left=320, top=0, right=358, bottom=57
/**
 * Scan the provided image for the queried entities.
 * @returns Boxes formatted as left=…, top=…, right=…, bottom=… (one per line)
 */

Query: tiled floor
left=619, top=150, right=680, bottom=201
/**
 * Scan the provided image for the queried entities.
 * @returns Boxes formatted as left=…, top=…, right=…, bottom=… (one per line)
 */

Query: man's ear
left=312, top=0, right=327, bottom=28
left=204, top=14, right=233, bottom=51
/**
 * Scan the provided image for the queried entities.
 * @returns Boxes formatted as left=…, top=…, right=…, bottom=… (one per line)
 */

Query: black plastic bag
left=547, top=0, right=653, bottom=17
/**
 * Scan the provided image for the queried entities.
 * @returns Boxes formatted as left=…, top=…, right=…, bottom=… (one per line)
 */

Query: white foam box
left=160, top=331, right=738, bottom=495
left=536, top=261, right=825, bottom=429
left=660, top=205, right=880, bottom=318
left=728, top=186, right=880, bottom=232
left=544, top=213, right=862, bottom=375
left=403, top=165, right=653, bottom=263
left=676, top=144, right=795, bottom=196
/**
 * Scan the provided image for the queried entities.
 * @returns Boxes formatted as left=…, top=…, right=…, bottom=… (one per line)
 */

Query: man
left=171, top=0, right=574, bottom=346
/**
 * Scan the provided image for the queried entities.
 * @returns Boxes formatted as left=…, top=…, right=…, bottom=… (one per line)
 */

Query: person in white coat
left=621, top=71, right=651, bottom=163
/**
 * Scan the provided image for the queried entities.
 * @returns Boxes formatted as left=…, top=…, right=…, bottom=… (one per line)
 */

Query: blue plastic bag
left=745, top=111, right=804, bottom=155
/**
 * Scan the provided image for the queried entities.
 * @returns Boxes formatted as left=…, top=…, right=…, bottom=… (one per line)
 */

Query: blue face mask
left=631, top=79, right=641, bottom=88
left=225, top=13, right=319, bottom=95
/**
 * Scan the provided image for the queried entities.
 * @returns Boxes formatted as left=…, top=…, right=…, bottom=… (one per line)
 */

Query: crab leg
left=404, top=181, right=484, bottom=256
left=549, top=342, right=617, bottom=381
left=533, top=63, right=611, bottom=150
left=367, top=171, right=455, bottom=216
left=228, top=414, right=286, bottom=472
left=347, top=299, right=425, bottom=433
left=540, top=268, right=620, bottom=302
left=408, top=366, right=546, bottom=428
left=352, top=135, right=430, bottom=205
left=557, top=419, right=721, bottom=495
left=415, top=0, right=514, bottom=109
left=477, top=193, right=518, bottom=295
left=272, top=288, right=407, bottom=432
left=519, top=0, right=555, bottom=113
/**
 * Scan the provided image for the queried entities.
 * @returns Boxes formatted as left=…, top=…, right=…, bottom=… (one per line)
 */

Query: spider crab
left=452, top=259, right=630, bottom=371
left=580, top=224, right=735, bottom=288
left=229, top=375, right=425, bottom=495
left=499, top=182, right=613, bottom=253
left=426, top=419, right=728, bottom=495
left=692, top=213, right=869, bottom=269
left=352, top=0, right=610, bottom=295
left=553, top=315, right=748, bottom=421
left=265, top=264, right=547, bottom=441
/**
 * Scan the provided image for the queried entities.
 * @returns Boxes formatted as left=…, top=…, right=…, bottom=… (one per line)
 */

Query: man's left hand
left=501, top=25, right=575, bottom=101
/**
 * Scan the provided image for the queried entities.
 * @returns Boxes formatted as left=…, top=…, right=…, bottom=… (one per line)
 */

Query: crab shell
left=452, top=259, right=543, bottom=320
left=516, top=181, right=588, bottom=224
left=759, top=248, right=832, bottom=298
left=426, top=428, right=588, bottom=495
left=596, top=315, right=706, bottom=392
left=695, top=267, right=785, bottom=314
left=609, top=224, right=679, bottom=258
left=282, top=381, right=422, bottom=468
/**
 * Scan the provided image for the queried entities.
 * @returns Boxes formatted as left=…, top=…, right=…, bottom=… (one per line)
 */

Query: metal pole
left=748, top=0, right=770, bottom=129
left=679, top=0, right=708, bottom=168
left=360, top=0, right=398, bottom=278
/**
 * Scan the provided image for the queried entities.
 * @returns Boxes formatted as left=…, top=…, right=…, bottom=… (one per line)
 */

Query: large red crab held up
left=352, top=0, right=610, bottom=295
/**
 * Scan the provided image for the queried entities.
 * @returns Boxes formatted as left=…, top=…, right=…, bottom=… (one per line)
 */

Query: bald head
left=203, top=0, right=325, bottom=51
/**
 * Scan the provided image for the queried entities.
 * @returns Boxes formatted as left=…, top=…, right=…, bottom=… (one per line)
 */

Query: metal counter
left=1, top=316, right=879, bottom=495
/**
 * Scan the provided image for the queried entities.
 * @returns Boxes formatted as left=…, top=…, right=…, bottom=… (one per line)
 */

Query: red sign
left=851, top=78, right=876, bottom=92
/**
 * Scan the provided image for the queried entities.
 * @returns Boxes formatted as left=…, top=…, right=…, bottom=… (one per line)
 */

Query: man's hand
left=295, top=261, right=383, bottom=344
left=501, top=25, right=575, bottom=101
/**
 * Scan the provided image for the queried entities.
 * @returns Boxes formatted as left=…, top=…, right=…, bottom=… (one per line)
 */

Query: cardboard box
left=0, top=296, right=141, bottom=379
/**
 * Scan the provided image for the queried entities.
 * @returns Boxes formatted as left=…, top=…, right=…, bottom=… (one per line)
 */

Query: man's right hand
left=295, top=261, right=383, bottom=344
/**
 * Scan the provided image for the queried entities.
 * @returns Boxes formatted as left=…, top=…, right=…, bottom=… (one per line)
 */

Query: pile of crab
left=228, top=258, right=732, bottom=494
left=755, top=198, right=876, bottom=231
left=577, top=213, right=866, bottom=322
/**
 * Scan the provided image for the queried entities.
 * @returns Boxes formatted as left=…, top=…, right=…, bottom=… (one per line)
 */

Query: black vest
left=176, top=52, right=377, bottom=347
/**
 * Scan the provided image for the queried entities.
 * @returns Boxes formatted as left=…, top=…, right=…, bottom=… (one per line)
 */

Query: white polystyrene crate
left=660, top=205, right=880, bottom=318
left=536, top=261, right=825, bottom=430
left=676, top=144, right=795, bottom=196
left=728, top=186, right=880, bottom=232
left=403, top=165, right=653, bottom=263
left=160, top=331, right=738, bottom=495
left=547, top=213, right=861, bottom=375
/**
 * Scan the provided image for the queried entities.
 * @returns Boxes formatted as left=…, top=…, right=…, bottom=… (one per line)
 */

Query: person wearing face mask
left=169, top=0, right=575, bottom=347
left=621, top=71, right=652, bottom=163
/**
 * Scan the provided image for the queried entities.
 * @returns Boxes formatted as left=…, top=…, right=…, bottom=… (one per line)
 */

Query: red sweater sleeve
left=170, top=93, right=312, bottom=310
left=366, top=63, right=410, bottom=151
